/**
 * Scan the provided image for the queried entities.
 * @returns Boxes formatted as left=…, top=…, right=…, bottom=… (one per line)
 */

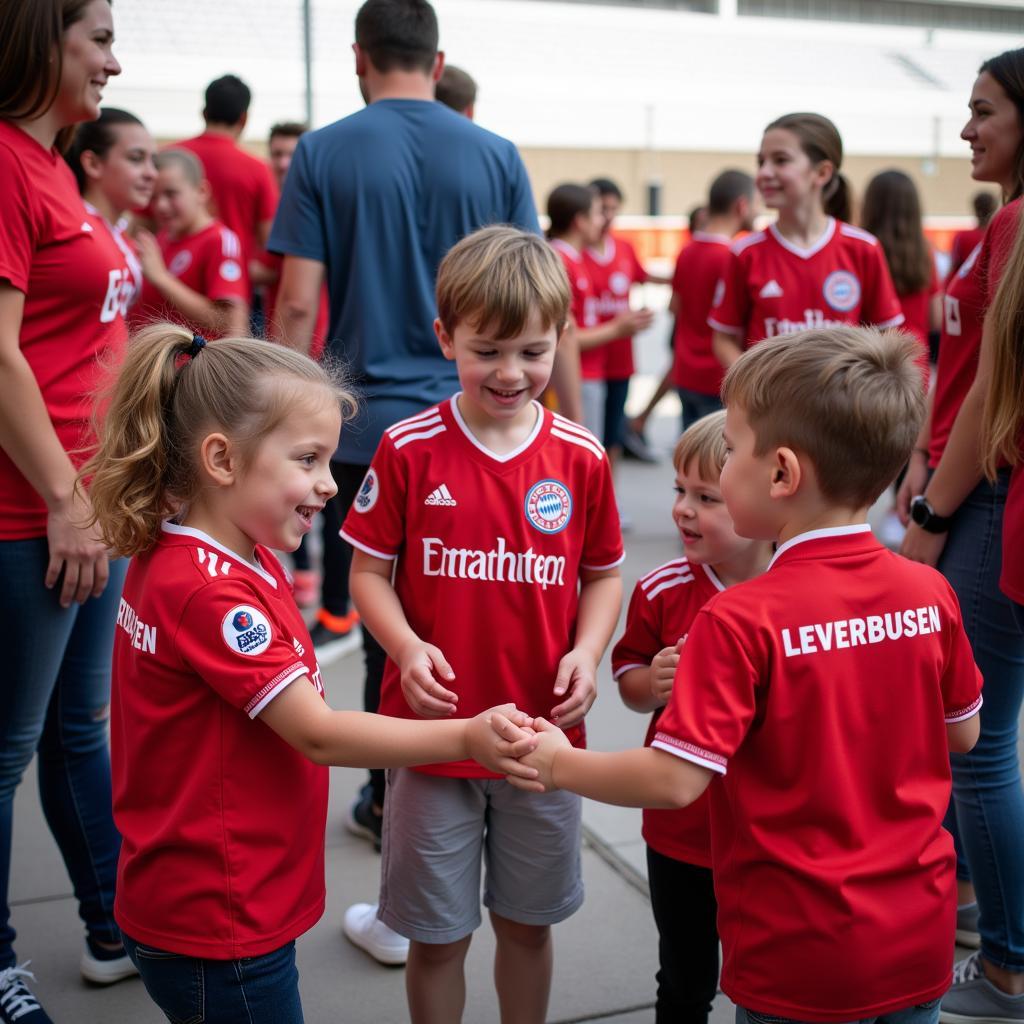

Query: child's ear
left=199, top=432, right=239, bottom=486
left=434, top=318, right=456, bottom=361
left=768, top=446, right=801, bottom=499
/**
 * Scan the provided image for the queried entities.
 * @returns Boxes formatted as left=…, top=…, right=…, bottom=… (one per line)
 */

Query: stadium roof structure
left=103, top=0, right=1020, bottom=157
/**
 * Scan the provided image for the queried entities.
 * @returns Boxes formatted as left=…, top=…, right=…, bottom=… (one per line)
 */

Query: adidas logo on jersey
left=424, top=484, right=457, bottom=507
left=759, top=279, right=784, bottom=299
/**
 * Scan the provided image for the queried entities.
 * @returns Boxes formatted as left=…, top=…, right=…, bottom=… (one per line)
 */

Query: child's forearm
left=552, top=745, right=711, bottom=808
left=311, top=709, right=471, bottom=767
left=350, top=565, right=422, bottom=661
left=617, top=666, right=662, bottom=714
left=573, top=573, right=622, bottom=661
left=150, top=273, right=230, bottom=334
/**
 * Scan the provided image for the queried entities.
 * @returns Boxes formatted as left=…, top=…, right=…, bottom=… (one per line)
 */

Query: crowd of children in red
left=1, top=1, right=1024, bottom=1023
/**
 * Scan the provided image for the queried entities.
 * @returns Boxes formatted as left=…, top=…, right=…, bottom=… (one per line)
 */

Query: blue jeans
left=123, top=935, right=304, bottom=1024
left=677, top=387, right=723, bottom=432
left=736, top=998, right=940, bottom=1024
left=938, top=471, right=1024, bottom=972
left=0, top=538, right=126, bottom=968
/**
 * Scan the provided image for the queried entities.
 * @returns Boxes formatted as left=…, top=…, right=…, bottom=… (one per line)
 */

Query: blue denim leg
left=0, top=538, right=126, bottom=968
left=123, top=935, right=304, bottom=1024
left=677, top=388, right=723, bottom=433
left=736, top=996, right=939, bottom=1024
left=938, top=472, right=1024, bottom=972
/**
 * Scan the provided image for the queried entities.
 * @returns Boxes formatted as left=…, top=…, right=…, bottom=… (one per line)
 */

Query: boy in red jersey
left=341, top=226, right=623, bottom=1024
left=670, top=169, right=754, bottom=430
left=495, top=326, right=983, bottom=1024
left=131, top=149, right=249, bottom=339
left=614, top=410, right=772, bottom=1024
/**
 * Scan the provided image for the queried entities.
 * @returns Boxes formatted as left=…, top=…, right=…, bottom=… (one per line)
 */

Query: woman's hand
left=46, top=488, right=110, bottom=607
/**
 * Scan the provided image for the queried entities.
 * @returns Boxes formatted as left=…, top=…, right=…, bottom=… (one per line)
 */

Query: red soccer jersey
left=341, top=397, right=624, bottom=776
left=653, top=525, right=982, bottom=1021
left=670, top=232, right=734, bottom=396
left=131, top=221, right=249, bottom=339
left=612, top=558, right=725, bottom=867
left=708, top=218, right=904, bottom=347
left=111, top=523, right=328, bottom=960
left=550, top=239, right=602, bottom=380
left=0, top=121, right=132, bottom=540
left=930, top=199, right=1020, bottom=467
left=85, top=204, right=144, bottom=315
left=948, top=227, right=985, bottom=279
left=584, top=234, right=648, bottom=380
left=176, top=132, right=278, bottom=266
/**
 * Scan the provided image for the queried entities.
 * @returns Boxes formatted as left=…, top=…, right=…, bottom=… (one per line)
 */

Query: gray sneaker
left=957, top=903, right=981, bottom=949
left=940, top=952, right=1024, bottom=1023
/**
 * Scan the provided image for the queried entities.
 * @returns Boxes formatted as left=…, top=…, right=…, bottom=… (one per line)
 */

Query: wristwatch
left=910, top=496, right=952, bottom=534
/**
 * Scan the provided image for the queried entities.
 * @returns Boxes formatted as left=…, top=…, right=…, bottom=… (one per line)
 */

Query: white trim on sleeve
left=612, top=661, right=648, bottom=680
left=945, top=694, right=983, bottom=723
left=707, top=317, right=743, bottom=336
left=340, top=529, right=398, bottom=561
left=246, top=663, right=308, bottom=719
left=651, top=735, right=727, bottom=775
left=874, top=314, right=906, bottom=329
left=581, top=552, right=626, bottom=572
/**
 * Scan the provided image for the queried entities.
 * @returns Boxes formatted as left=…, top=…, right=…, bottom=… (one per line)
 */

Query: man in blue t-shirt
left=267, top=0, right=551, bottom=956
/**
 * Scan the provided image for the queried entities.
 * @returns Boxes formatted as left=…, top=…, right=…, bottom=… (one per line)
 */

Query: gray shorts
left=378, top=768, right=584, bottom=944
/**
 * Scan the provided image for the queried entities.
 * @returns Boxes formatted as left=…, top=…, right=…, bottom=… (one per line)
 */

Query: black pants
left=646, top=847, right=719, bottom=1024
left=326, top=462, right=388, bottom=805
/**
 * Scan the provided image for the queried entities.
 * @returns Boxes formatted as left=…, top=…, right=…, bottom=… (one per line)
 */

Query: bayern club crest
left=525, top=479, right=573, bottom=534
left=822, top=270, right=861, bottom=312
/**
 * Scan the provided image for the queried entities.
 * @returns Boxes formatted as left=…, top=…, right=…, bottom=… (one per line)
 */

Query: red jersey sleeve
left=176, top=578, right=309, bottom=718
left=652, top=605, right=759, bottom=774
left=863, top=242, right=905, bottom=328
left=628, top=240, right=647, bottom=284
left=611, top=581, right=663, bottom=678
left=982, top=198, right=1022, bottom=300
left=939, top=583, right=984, bottom=722
left=339, top=435, right=408, bottom=560
left=580, top=452, right=625, bottom=571
left=707, top=250, right=746, bottom=336
left=201, top=226, right=249, bottom=304
left=670, top=247, right=687, bottom=299
left=0, top=144, right=36, bottom=292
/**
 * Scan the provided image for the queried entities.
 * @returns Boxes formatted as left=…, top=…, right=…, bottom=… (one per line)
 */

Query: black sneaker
left=346, top=783, right=383, bottom=852
left=0, top=962, right=53, bottom=1024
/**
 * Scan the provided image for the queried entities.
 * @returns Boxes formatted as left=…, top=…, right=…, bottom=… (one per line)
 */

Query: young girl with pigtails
left=81, top=324, right=534, bottom=1024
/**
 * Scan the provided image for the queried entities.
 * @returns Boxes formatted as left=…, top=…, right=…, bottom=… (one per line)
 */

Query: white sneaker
left=79, top=940, right=138, bottom=985
left=342, top=903, right=409, bottom=966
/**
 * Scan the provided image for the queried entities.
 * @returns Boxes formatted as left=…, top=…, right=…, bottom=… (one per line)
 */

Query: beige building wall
left=520, top=147, right=998, bottom=221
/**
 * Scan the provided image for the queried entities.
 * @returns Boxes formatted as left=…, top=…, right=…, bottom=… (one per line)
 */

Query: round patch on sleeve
left=219, top=259, right=242, bottom=282
left=353, top=468, right=380, bottom=513
left=221, top=605, right=273, bottom=657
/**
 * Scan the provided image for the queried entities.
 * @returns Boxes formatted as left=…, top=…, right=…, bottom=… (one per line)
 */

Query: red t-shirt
left=653, top=525, right=982, bottom=1021
left=130, top=221, right=249, bottom=339
left=708, top=218, right=904, bottom=347
left=176, top=132, right=277, bottom=267
left=341, top=397, right=623, bottom=776
left=550, top=239, right=601, bottom=380
left=929, top=199, right=1020, bottom=467
left=254, top=248, right=329, bottom=360
left=0, top=121, right=132, bottom=540
left=612, top=558, right=725, bottom=867
left=112, top=523, right=328, bottom=959
left=583, top=235, right=647, bottom=380
left=948, top=227, right=985, bottom=279
left=670, top=232, right=733, bottom=396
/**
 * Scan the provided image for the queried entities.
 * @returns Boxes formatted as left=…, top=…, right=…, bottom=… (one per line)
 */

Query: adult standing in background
left=177, top=74, right=278, bottom=272
left=0, top=2, right=139, bottom=1019
left=270, top=0, right=545, bottom=967
left=435, top=64, right=477, bottom=118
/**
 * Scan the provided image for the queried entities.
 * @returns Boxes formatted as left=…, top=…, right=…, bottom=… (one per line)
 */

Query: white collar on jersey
left=549, top=237, right=583, bottom=262
left=701, top=562, right=727, bottom=591
left=768, top=522, right=872, bottom=571
left=449, top=393, right=545, bottom=463
left=585, top=236, right=617, bottom=264
left=691, top=231, right=732, bottom=245
left=161, top=521, right=279, bottom=588
left=768, top=217, right=836, bottom=261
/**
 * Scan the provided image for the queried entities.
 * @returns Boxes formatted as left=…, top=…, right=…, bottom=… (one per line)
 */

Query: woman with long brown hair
left=0, top=1, right=137, bottom=1017
left=899, top=46, right=1024, bottom=1019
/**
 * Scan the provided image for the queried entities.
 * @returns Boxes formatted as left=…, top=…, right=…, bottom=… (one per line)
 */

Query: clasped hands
left=466, top=705, right=569, bottom=794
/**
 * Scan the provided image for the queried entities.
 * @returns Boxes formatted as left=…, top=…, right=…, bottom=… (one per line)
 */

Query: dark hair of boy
left=204, top=74, right=251, bottom=127
left=270, top=121, right=309, bottom=143
left=546, top=183, right=595, bottom=239
left=589, top=177, right=623, bottom=201
left=436, top=65, right=476, bottom=114
left=355, top=0, right=438, bottom=74
left=708, top=169, right=754, bottom=216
